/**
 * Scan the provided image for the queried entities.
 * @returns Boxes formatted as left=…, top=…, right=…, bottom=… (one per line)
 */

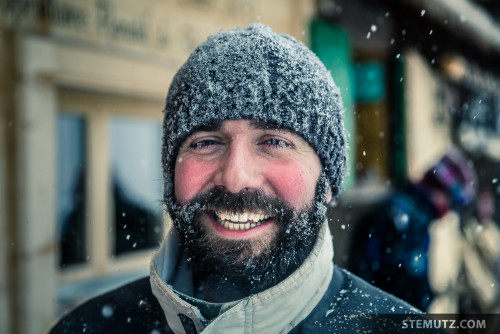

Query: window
left=110, top=116, right=163, bottom=256
left=57, top=114, right=87, bottom=268
left=56, top=90, right=165, bottom=312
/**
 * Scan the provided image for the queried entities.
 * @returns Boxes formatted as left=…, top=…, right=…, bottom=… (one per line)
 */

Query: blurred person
left=50, top=24, right=419, bottom=334
left=428, top=181, right=500, bottom=317
left=348, top=147, right=478, bottom=311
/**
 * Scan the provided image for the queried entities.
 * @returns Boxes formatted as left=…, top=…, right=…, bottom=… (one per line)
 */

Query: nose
left=213, top=140, right=264, bottom=193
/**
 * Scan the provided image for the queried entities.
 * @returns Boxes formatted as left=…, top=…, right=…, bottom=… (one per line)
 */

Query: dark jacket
left=50, top=267, right=421, bottom=334
left=50, top=224, right=420, bottom=334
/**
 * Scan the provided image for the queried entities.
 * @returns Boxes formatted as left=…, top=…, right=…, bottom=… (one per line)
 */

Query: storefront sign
left=1, top=0, right=311, bottom=60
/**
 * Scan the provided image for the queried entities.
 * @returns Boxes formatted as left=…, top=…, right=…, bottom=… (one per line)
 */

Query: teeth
left=215, top=210, right=269, bottom=223
left=239, top=213, right=248, bottom=222
left=214, top=210, right=271, bottom=231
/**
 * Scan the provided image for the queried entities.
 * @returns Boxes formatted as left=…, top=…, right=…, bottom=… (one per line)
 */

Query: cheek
left=174, top=158, right=214, bottom=204
left=265, top=163, right=319, bottom=208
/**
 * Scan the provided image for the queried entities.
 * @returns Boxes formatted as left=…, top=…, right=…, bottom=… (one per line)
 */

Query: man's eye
left=189, top=140, right=217, bottom=150
left=263, top=138, right=293, bottom=149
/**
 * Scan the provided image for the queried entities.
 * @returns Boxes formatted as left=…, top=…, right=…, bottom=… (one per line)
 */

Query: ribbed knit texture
left=162, top=23, right=347, bottom=209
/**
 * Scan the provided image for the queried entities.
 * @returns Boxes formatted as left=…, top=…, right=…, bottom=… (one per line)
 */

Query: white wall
left=405, top=49, right=453, bottom=180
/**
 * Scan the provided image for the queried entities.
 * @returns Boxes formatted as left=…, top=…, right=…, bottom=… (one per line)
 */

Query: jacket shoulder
left=293, top=267, right=422, bottom=333
left=49, top=276, right=170, bottom=334
left=334, top=268, right=421, bottom=314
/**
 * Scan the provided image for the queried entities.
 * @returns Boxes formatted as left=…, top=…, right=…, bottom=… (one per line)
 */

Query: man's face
left=175, top=119, right=327, bottom=242
left=171, top=119, right=330, bottom=297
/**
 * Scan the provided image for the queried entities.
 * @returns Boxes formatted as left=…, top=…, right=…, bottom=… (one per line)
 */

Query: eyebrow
left=249, top=120, right=284, bottom=131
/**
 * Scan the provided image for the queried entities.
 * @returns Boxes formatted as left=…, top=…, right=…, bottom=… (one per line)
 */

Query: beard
left=167, top=173, right=329, bottom=299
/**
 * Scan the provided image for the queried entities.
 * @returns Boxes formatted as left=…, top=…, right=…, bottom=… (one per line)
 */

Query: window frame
left=56, top=89, right=166, bottom=286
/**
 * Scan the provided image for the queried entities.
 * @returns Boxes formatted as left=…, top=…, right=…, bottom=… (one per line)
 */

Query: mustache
left=187, top=187, right=294, bottom=221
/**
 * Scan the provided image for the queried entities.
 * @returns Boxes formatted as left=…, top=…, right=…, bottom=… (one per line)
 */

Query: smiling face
left=175, top=119, right=328, bottom=245
left=171, top=119, right=331, bottom=300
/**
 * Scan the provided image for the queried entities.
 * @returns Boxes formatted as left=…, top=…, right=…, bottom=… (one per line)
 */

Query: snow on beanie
left=162, top=23, right=347, bottom=208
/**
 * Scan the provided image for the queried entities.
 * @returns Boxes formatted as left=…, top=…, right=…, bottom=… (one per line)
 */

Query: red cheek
left=174, top=158, right=214, bottom=204
left=264, top=164, right=311, bottom=208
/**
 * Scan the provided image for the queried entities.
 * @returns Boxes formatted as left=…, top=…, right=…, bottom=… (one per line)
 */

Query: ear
left=325, top=189, right=332, bottom=204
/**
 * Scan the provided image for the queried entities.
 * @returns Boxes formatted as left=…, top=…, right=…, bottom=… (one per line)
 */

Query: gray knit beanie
left=162, top=23, right=347, bottom=209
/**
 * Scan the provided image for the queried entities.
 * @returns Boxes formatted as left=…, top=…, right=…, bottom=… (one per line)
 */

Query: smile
left=214, top=210, right=270, bottom=231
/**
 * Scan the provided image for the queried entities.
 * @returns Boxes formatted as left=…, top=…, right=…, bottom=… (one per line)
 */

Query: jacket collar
left=150, top=222, right=334, bottom=334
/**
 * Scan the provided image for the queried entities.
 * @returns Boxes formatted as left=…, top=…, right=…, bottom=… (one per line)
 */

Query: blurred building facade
left=1, top=0, right=499, bottom=333
left=318, top=0, right=500, bottom=317
left=0, top=1, right=315, bottom=333
left=321, top=0, right=500, bottom=253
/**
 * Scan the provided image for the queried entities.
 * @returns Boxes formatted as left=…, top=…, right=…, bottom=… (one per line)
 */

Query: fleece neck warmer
left=150, top=222, right=334, bottom=334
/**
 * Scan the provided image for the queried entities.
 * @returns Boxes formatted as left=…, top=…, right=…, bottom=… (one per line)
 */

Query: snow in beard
left=169, top=171, right=330, bottom=294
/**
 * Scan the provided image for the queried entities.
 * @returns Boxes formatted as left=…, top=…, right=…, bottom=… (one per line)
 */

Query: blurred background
left=1, top=0, right=499, bottom=333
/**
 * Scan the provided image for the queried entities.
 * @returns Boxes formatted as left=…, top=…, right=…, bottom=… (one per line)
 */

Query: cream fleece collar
left=150, top=222, right=334, bottom=334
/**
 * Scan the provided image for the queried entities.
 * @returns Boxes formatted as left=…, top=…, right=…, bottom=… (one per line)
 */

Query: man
left=50, top=23, right=419, bottom=334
